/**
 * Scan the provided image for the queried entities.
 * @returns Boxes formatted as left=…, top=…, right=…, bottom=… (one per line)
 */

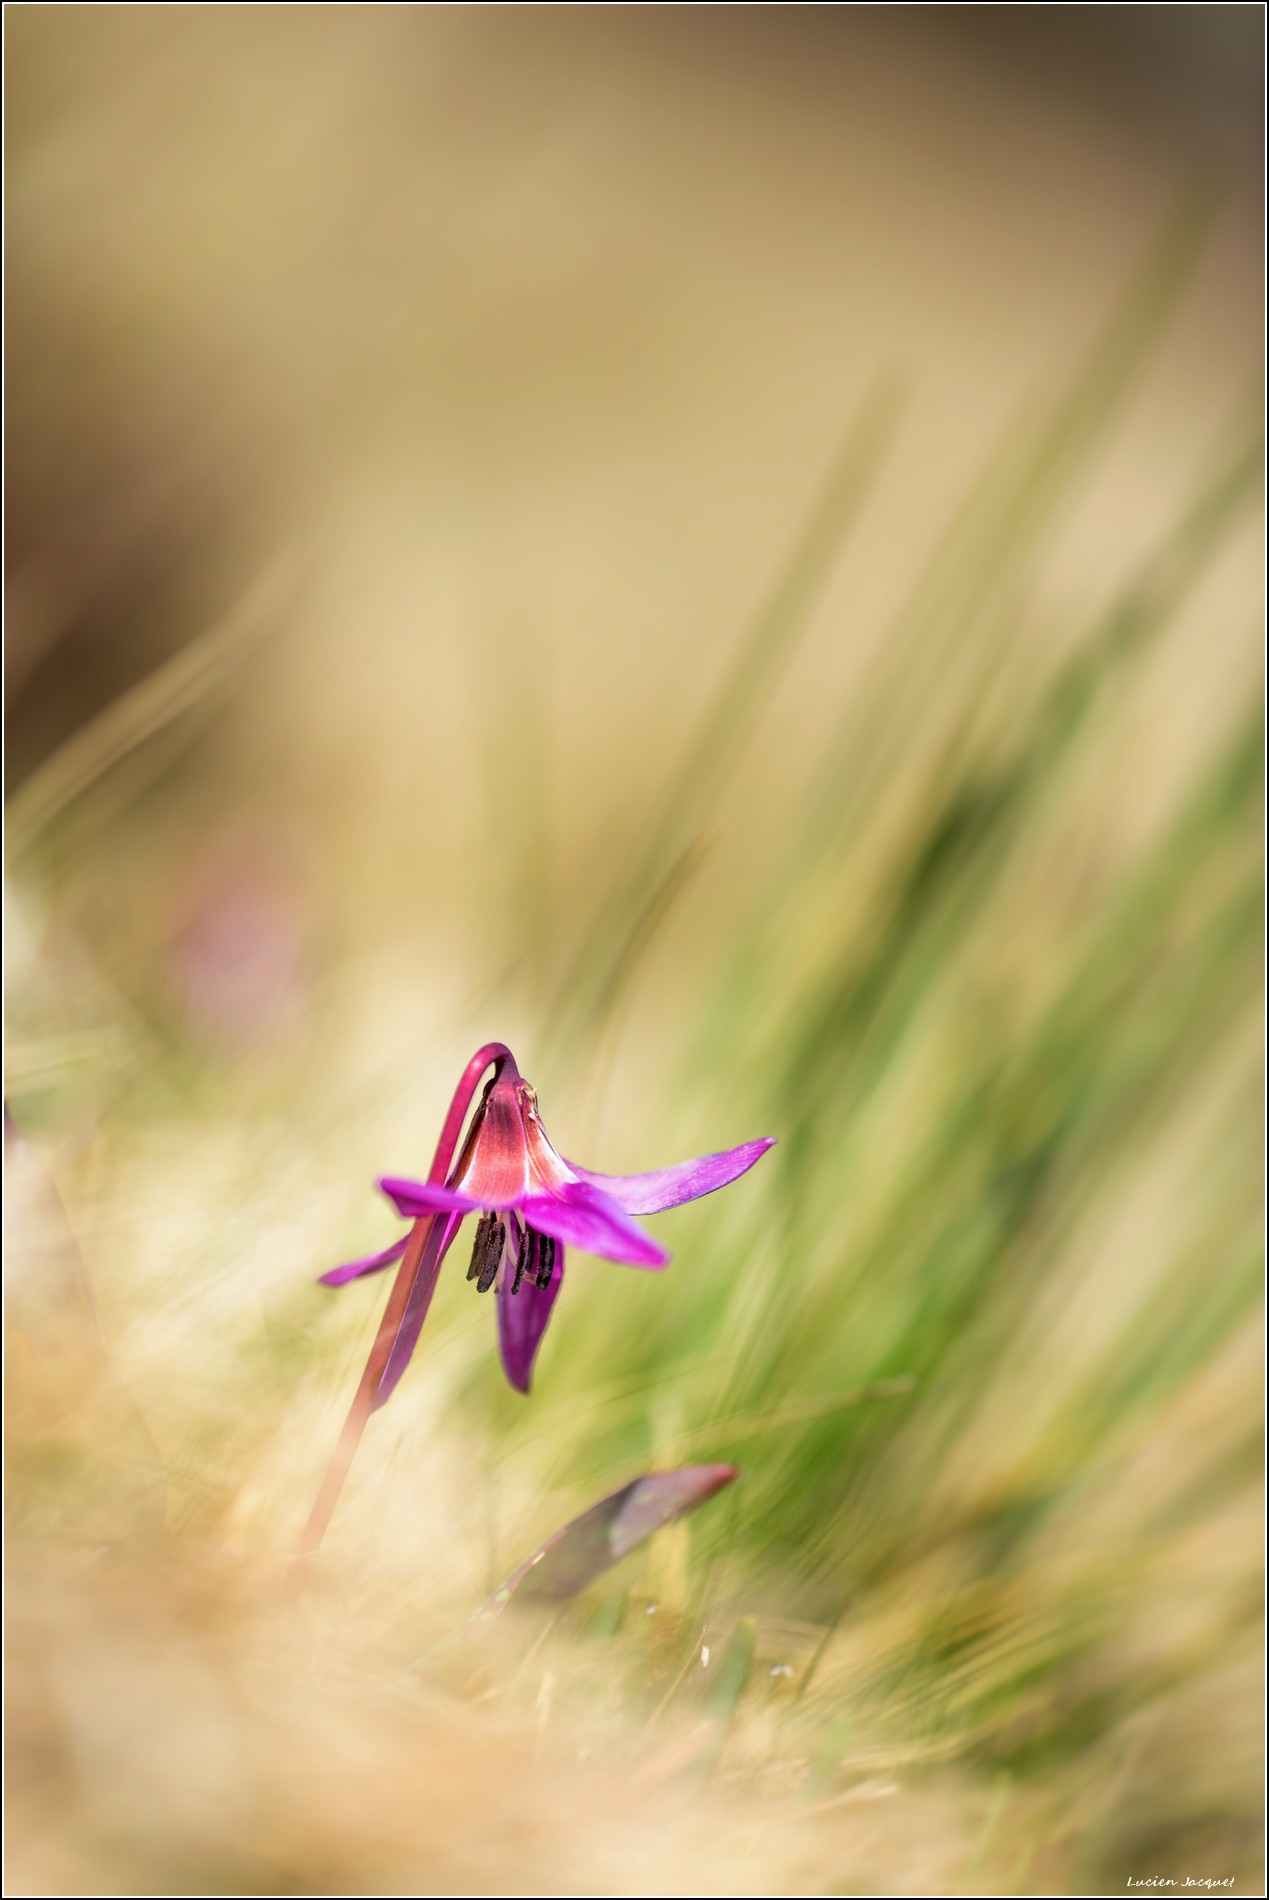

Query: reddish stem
left=289, top=1043, right=514, bottom=1592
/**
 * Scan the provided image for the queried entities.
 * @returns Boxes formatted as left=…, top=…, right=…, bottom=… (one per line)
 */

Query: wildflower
left=323, top=1042, right=773, bottom=1399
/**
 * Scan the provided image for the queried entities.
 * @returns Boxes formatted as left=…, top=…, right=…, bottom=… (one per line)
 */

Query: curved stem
left=289, top=1044, right=515, bottom=1593
left=425, top=1042, right=516, bottom=1185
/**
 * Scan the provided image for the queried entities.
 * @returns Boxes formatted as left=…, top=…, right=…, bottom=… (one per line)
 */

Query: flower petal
left=450, top=1069, right=533, bottom=1204
left=378, top=1176, right=483, bottom=1220
left=497, top=1243, right=565, bottom=1394
left=318, top=1235, right=409, bottom=1287
left=519, top=1182, right=669, bottom=1267
left=570, top=1136, right=775, bottom=1215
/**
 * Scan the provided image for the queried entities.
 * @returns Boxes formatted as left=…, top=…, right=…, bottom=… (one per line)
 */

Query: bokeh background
left=5, top=7, right=1264, bottom=1895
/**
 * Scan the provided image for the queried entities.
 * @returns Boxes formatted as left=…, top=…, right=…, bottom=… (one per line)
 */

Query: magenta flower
left=321, top=1042, right=773, bottom=1401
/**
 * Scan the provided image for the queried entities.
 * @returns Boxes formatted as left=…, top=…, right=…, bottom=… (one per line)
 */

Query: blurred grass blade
left=570, top=827, right=719, bottom=1095
left=701, top=413, right=1259, bottom=1125
left=765, top=199, right=1213, bottom=903
left=6, top=555, right=297, bottom=855
left=475, top=1464, right=737, bottom=1622
left=694, top=216, right=1230, bottom=1067
left=552, top=376, right=904, bottom=1058
left=5, top=1108, right=166, bottom=1542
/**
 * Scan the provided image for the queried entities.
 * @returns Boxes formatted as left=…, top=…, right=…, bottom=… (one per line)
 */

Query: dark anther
left=467, top=1211, right=496, bottom=1282
left=476, top=1220, right=505, bottom=1294
left=511, top=1226, right=532, bottom=1295
left=468, top=1212, right=503, bottom=1292
left=535, top=1232, right=555, bottom=1289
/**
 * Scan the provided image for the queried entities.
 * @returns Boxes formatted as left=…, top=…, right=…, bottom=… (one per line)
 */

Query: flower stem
left=288, top=1043, right=513, bottom=1594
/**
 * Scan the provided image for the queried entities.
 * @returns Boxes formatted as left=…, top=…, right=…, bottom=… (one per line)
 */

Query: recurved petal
left=518, top=1182, right=669, bottom=1267
left=318, top=1235, right=409, bottom=1287
left=497, top=1244, right=565, bottom=1393
left=378, top=1176, right=483, bottom=1220
left=570, top=1136, right=775, bottom=1214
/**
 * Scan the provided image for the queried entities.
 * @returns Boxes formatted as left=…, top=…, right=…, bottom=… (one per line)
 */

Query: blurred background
left=5, top=7, right=1263, bottom=1895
